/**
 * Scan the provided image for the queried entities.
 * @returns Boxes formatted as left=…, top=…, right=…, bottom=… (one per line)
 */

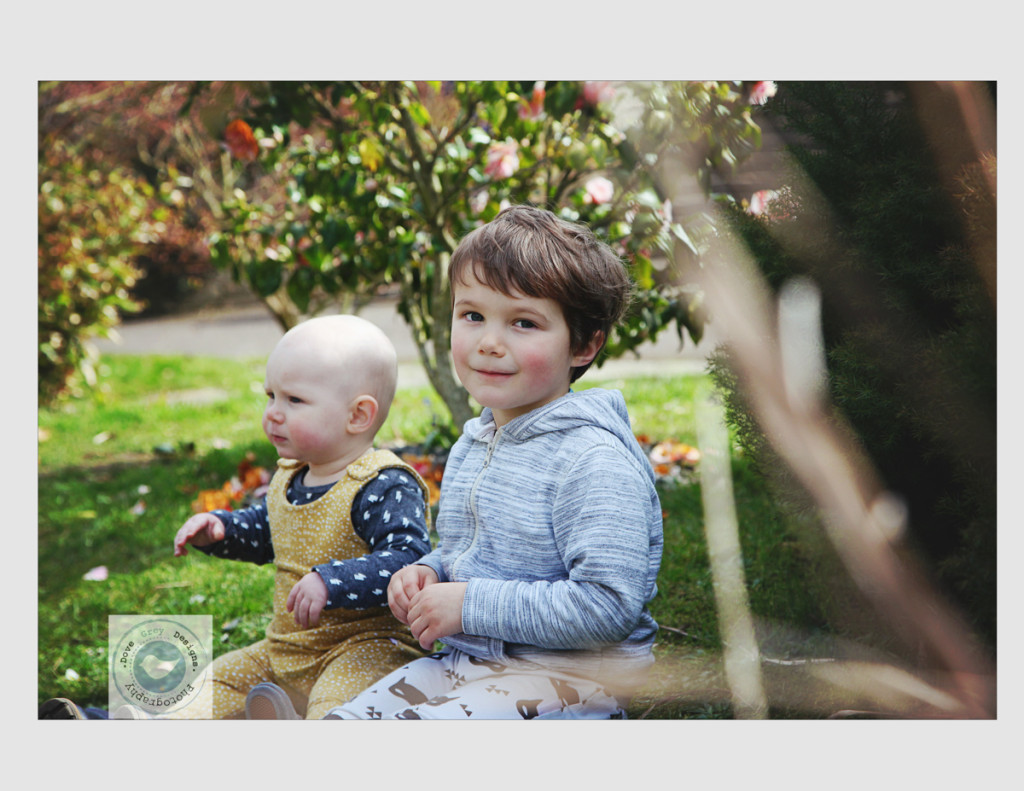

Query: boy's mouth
left=474, top=368, right=514, bottom=378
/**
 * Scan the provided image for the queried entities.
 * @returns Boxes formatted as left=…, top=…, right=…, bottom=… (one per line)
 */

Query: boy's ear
left=571, top=331, right=605, bottom=368
left=347, top=395, right=379, bottom=434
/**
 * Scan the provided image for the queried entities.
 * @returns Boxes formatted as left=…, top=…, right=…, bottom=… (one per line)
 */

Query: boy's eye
left=464, top=311, right=484, bottom=322
left=514, top=319, right=537, bottom=329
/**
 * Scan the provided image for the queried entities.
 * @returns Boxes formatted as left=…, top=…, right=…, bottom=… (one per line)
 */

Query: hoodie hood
left=466, top=388, right=655, bottom=485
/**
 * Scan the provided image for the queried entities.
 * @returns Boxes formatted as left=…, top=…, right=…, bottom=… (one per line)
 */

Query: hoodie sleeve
left=459, top=441, right=658, bottom=651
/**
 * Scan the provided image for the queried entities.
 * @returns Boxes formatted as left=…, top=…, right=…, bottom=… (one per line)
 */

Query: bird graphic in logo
left=140, top=653, right=182, bottom=679
left=134, top=643, right=186, bottom=693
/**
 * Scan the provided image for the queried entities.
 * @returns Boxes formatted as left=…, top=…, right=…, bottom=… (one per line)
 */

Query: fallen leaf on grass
left=649, top=440, right=701, bottom=466
left=192, top=454, right=270, bottom=513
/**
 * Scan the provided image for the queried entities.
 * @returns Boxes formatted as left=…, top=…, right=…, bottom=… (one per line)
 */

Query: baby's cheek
left=288, top=423, right=322, bottom=449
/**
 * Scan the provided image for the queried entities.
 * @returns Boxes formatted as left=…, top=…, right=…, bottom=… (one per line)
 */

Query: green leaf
left=246, top=259, right=282, bottom=297
left=406, top=101, right=431, bottom=128
left=670, top=222, right=699, bottom=256
left=358, top=138, right=384, bottom=172
left=631, top=252, right=654, bottom=289
left=286, top=266, right=316, bottom=314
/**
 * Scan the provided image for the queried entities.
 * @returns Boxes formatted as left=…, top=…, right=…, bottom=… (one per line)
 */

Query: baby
left=172, top=314, right=432, bottom=718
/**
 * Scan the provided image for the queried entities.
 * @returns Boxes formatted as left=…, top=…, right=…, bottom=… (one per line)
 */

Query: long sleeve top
left=200, top=464, right=431, bottom=610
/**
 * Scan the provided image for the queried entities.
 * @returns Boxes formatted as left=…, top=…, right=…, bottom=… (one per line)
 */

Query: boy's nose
left=478, top=329, right=504, bottom=355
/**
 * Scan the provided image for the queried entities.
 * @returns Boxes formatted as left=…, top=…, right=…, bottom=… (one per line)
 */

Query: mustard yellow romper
left=195, top=449, right=430, bottom=719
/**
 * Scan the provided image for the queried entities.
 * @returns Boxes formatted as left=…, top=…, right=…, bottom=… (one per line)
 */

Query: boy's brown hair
left=449, top=205, right=633, bottom=382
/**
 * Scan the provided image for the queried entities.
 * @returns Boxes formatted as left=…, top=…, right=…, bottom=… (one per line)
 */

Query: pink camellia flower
left=748, top=189, right=779, bottom=215
left=583, top=176, right=614, bottom=205
left=469, top=190, right=488, bottom=215
left=518, top=81, right=546, bottom=120
left=484, top=140, right=520, bottom=180
left=749, top=81, right=777, bottom=105
left=582, top=81, right=615, bottom=107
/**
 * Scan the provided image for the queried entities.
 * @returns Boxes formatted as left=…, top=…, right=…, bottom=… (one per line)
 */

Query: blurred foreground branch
left=617, top=81, right=996, bottom=719
left=693, top=251, right=994, bottom=718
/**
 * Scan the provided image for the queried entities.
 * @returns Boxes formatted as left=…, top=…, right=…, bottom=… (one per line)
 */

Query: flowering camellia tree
left=205, top=80, right=771, bottom=426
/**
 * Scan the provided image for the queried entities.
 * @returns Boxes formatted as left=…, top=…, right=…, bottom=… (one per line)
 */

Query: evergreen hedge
left=710, top=81, right=996, bottom=648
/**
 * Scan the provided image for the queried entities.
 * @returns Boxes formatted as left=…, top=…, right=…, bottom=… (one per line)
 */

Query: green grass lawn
left=38, top=354, right=840, bottom=718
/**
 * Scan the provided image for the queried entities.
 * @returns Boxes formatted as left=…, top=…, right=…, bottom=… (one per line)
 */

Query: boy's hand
left=173, top=513, right=226, bottom=557
left=287, top=572, right=329, bottom=629
left=406, top=582, right=468, bottom=650
left=387, top=565, right=439, bottom=625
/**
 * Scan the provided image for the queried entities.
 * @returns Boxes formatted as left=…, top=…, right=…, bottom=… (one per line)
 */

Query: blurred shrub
left=38, top=139, right=158, bottom=404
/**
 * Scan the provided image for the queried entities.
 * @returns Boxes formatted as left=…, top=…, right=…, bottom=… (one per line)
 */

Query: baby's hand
left=173, top=513, right=226, bottom=557
left=387, top=565, right=439, bottom=625
left=287, top=572, right=329, bottom=629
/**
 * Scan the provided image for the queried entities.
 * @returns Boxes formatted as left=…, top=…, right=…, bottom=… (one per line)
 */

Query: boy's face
left=261, top=343, right=354, bottom=465
left=451, top=269, right=596, bottom=427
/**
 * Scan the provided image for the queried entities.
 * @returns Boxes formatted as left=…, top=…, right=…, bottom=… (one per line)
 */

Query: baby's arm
left=173, top=513, right=225, bottom=556
left=309, top=470, right=431, bottom=611
left=172, top=499, right=275, bottom=565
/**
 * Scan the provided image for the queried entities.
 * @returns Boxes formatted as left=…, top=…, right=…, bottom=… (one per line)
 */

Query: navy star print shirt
left=200, top=467, right=431, bottom=610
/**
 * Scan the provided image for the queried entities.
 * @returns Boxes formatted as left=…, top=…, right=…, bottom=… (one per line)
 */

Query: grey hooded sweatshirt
left=418, top=387, right=663, bottom=689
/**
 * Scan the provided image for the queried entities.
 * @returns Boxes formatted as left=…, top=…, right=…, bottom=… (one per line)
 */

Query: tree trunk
left=400, top=254, right=475, bottom=430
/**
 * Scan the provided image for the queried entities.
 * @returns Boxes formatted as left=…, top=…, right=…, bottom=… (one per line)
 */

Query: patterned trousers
left=325, top=647, right=627, bottom=720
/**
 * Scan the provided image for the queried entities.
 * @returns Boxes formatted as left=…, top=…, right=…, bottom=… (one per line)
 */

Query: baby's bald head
left=269, top=315, right=398, bottom=430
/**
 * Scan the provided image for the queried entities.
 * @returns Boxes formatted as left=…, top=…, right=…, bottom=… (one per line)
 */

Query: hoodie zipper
left=451, top=426, right=502, bottom=580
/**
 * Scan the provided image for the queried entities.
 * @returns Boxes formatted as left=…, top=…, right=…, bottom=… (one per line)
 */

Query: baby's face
left=261, top=344, right=354, bottom=465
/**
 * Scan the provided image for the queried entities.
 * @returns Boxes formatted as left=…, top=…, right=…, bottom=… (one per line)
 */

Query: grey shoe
left=112, top=704, right=152, bottom=719
left=245, top=682, right=300, bottom=720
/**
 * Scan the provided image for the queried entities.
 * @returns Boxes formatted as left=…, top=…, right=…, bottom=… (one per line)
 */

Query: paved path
left=94, top=297, right=718, bottom=388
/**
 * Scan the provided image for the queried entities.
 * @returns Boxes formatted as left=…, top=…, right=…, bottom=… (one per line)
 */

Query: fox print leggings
left=325, top=647, right=627, bottom=720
